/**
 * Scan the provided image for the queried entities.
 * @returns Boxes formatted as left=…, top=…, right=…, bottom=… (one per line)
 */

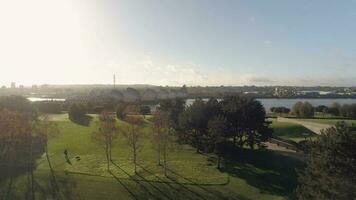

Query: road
left=277, top=117, right=333, bottom=135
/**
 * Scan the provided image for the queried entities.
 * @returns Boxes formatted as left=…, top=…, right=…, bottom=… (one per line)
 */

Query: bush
left=140, top=105, right=151, bottom=117
left=270, top=106, right=290, bottom=114
left=33, top=101, right=62, bottom=114
left=290, top=101, right=314, bottom=118
left=68, top=103, right=87, bottom=120
left=116, top=103, right=127, bottom=120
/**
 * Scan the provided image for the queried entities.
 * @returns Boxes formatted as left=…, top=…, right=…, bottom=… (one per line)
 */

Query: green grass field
left=270, top=121, right=317, bottom=142
left=1, top=114, right=303, bottom=200
left=298, top=118, right=356, bottom=126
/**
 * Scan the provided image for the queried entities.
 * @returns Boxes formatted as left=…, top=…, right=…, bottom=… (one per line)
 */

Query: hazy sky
left=1, top=0, right=356, bottom=87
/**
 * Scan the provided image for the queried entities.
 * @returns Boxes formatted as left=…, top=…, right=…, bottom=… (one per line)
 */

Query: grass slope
left=1, top=114, right=303, bottom=200
left=270, top=121, right=316, bottom=142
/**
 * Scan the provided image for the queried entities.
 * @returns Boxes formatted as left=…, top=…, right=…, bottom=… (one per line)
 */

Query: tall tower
left=113, top=74, right=116, bottom=88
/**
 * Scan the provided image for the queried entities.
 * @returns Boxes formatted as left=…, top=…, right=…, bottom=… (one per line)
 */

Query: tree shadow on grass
left=69, top=115, right=93, bottom=126
left=220, top=144, right=304, bottom=198
left=110, top=161, right=161, bottom=200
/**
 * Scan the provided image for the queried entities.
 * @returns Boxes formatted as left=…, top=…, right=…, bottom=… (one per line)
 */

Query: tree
left=207, top=116, right=227, bottom=169
left=290, top=101, right=314, bottom=118
left=328, top=102, right=341, bottom=116
left=116, top=103, right=127, bottom=120
left=92, top=111, right=117, bottom=171
left=33, top=115, right=60, bottom=197
left=123, top=114, right=143, bottom=174
left=221, top=96, right=270, bottom=148
left=290, top=101, right=304, bottom=117
left=340, top=104, right=356, bottom=118
left=159, top=98, right=185, bottom=129
left=0, top=109, right=42, bottom=200
left=140, top=105, right=151, bottom=118
left=300, top=102, right=314, bottom=118
left=0, top=95, right=37, bottom=119
left=153, top=110, right=171, bottom=176
left=179, top=99, right=210, bottom=152
left=270, top=107, right=290, bottom=114
left=296, top=122, right=356, bottom=200
left=68, top=103, right=87, bottom=120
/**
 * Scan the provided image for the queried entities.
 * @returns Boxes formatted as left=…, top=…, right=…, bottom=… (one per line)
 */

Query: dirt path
left=277, top=117, right=333, bottom=135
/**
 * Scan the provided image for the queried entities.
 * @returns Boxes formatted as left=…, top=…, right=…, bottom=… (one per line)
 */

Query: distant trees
left=68, top=103, right=87, bottom=120
left=116, top=103, right=127, bottom=120
left=328, top=102, right=341, bottom=116
left=296, top=122, right=356, bottom=199
left=314, top=105, right=329, bottom=113
left=314, top=103, right=356, bottom=118
left=341, top=104, right=356, bottom=118
left=139, top=105, right=151, bottom=118
left=33, top=101, right=63, bottom=114
left=0, top=95, right=36, bottom=119
left=92, top=111, right=117, bottom=171
left=290, top=101, right=314, bottom=118
left=270, top=107, right=290, bottom=114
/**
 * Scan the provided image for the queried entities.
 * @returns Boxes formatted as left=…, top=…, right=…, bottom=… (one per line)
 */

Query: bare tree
left=123, top=114, right=143, bottom=174
left=153, top=110, right=171, bottom=176
left=33, top=114, right=61, bottom=198
left=34, top=115, right=59, bottom=171
left=92, top=111, right=117, bottom=171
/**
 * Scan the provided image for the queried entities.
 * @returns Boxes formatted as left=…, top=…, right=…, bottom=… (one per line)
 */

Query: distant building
left=274, top=87, right=285, bottom=97
left=11, top=82, right=16, bottom=89
left=19, top=85, right=24, bottom=89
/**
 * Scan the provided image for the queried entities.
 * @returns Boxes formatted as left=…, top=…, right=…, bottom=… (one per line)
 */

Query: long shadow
left=111, top=162, right=161, bottom=200
left=134, top=172, right=173, bottom=200
left=137, top=164, right=196, bottom=200
left=165, top=175, right=207, bottom=200
left=220, top=144, right=304, bottom=197
left=109, top=171, right=138, bottom=200
left=166, top=168, right=227, bottom=200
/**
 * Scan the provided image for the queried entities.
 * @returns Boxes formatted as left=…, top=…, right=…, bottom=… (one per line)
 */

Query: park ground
left=1, top=114, right=310, bottom=200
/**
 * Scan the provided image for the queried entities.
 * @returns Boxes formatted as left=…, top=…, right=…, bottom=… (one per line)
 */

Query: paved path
left=277, top=117, right=333, bottom=135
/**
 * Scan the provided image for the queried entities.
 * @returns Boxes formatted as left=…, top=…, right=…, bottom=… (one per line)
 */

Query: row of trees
left=92, top=96, right=272, bottom=173
left=155, top=96, right=272, bottom=168
left=288, top=101, right=356, bottom=118
left=0, top=96, right=60, bottom=199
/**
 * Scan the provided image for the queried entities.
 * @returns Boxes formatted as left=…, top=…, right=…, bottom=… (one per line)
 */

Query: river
left=186, top=98, right=356, bottom=112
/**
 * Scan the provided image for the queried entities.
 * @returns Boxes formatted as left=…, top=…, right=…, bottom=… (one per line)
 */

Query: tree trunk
left=157, top=144, right=161, bottom=166
left=29, top=132, right=35, bottom=200
left=106, top=143, right=110, bottom=171
left=109, top=142, right=112, bottom=162
left=163, top=144, right=167, bottom=177
left=217, top=155, right=221, bottom=169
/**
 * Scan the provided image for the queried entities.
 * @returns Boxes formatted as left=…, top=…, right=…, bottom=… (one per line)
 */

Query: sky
left=0, top=0, right=356, bottom=87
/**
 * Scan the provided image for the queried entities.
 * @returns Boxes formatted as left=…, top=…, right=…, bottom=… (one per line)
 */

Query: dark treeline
left=270, top=101, right=356, bottom=119
left=159, top=96, right=273, bottom=154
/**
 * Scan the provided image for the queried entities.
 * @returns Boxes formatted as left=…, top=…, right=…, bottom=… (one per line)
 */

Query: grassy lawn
left=298, top=118, right=356, bottom=126
left=1, top=114, right=303, bottom=200
left=270, top=121, right=317, bottom=142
